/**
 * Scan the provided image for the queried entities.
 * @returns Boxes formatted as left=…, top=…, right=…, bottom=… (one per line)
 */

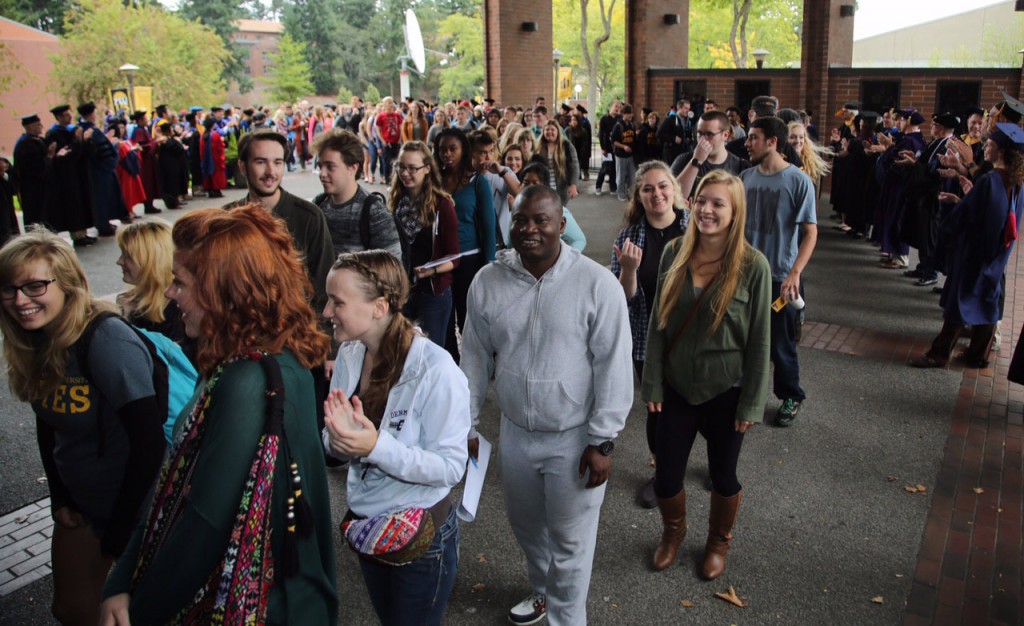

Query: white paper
left=457, top=435, right=492, bottom=523
left=418, top=249, right=479, bottom=271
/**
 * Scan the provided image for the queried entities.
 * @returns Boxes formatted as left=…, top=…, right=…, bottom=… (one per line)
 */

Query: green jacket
left=640, top=239, right=772, bottom=424
left=104, top=352, right=338, bottom=625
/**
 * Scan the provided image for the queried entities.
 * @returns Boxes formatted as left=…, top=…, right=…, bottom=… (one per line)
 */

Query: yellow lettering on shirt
left=50, top=385, right=67, bottom=413
left=69, top=385, right=90, bottom=413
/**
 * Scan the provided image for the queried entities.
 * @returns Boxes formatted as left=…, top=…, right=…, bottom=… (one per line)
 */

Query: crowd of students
left=1, top=87, right=1023, bottom=626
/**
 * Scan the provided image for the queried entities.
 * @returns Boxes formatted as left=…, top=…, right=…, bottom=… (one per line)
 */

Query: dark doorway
left=860, top=80, right=900, bottom=114
left=674, top=80, right=708, bottom=114
left=936, top=81, right=982, bottom=118
left=735, top=79, right=771, bottom=116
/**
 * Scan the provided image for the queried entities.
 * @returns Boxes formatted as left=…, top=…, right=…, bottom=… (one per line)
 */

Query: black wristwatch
left=595, top=440, right=615, bottom=456
left=690, top=157, right=701, bottom=168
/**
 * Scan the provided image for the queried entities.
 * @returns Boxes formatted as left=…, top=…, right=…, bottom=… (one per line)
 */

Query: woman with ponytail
left=322, top=250, right=471, bottom=626
left=639, top=170, right=771, bottom=580
left=99, top=205, right=337, bottom=625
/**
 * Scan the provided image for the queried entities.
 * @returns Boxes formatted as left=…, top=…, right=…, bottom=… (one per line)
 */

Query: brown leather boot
left=652, top=489, right=687, bottom=571
left=701, top=490, right=742, bottom=580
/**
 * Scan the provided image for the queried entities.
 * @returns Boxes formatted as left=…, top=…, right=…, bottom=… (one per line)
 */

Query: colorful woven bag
left=341, top=507, right=436, bottom=566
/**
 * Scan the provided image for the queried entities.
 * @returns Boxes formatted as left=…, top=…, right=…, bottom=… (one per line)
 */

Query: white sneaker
left=508, top=593, right=546, bottom=625
left=594, top=189, right=603, bottom=196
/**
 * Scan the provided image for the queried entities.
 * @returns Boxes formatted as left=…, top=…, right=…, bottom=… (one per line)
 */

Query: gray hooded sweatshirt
left=460, top=242, right=633, bottom=445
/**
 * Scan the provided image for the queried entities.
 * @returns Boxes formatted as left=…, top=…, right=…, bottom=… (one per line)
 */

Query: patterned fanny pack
left=341, top=498, right=449, bottom=566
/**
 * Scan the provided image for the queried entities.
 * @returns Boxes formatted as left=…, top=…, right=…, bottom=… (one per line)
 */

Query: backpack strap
left=75, top=311, right=120, bottom=457
left=360, top=192, right=387, bottom=249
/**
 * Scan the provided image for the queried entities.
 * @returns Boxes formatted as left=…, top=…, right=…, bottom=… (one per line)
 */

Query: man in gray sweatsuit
left=461, top=185, right=633, bottom=626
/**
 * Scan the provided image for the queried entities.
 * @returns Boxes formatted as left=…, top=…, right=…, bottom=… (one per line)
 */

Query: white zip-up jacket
left=460, top=242, right=634, bottom=445
left=325, top=335, right=470, bottom=518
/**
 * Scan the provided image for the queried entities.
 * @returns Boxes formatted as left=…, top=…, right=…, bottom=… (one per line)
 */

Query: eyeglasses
left=395, top=164, right=429, bottom=174
left=0, top=278, right=57, bottom=300
left=696, top=130, right=725, bottom=139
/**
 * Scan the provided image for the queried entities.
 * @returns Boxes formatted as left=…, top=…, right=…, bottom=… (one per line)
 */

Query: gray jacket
left=460, top=243, right=633, bottom=445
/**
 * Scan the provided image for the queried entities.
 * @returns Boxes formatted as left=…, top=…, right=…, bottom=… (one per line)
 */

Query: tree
left=689, top=0, right=802, bottom=69
left=436, top=12, right=484, bottom=102
left=552, top=0, right=625, bottom=117
left=178, top=0, right=252, bottom=92
left=0, top=0, right=68, bottom=34
left=52, top=0, right=228, bottom=108
left=266, top=34, right=314, bottom=103
left=364, top=84, right=381, bottom=103
left=283, top=0, right=342, bottom=95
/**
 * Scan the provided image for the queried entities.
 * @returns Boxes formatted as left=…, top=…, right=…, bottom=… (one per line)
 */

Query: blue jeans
left=771, top=280, right=805, bottom=401
left=360, top=504, right=459, bottom=626
left=404, top=286, right=452, bottom=347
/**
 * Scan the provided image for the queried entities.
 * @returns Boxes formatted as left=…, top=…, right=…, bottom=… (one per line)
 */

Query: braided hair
left=331, top=250, right=416, bottom=425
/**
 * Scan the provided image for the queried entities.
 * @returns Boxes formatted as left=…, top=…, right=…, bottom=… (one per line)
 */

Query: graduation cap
left=20, top=114, right=40, bottom=126
left=484, top=98, right=495, bottom=105
left=155, top=104, right=168, bottom=115
left=189, top=106, right=204, bottom=113
left=576, top=104, right=588, bottom=115
left=242, top=108, right=255, bottom=116
left=210, top=106, right=224, bottom=113
left=991, top=122, right=1024, bottom=152
left=996, top=90, right=1024, bottom=123
left=907, top=111, right=926, bottom=125
left=77, top=102, right=96, bottom=116
left=932, top=112, right=960, bottom=128
left=964, top=106, right=985, bottom=119
left=858, top=111, right=880, bottom=123
left=843, top=101, right=861, bottom=111
left=49, top=104, right=70, bottom=117
left=560, top=103, right=571, bottom=112
left=130, top=110, right=148, bottom=121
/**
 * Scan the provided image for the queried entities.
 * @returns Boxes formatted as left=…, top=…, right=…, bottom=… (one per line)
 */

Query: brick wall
left=647, top=69, right=800, bottom=114
left=484, top=0, right=552, bottom=107
left=626, top=0, right=689, bottom=108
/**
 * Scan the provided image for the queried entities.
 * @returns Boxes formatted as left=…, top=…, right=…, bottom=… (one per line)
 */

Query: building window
left=936, top=81, right=981, bottom=118
left=673, top=80, right=708, bottom=109
left=860, top=80, right=900, bottom=114
left=734, top=80, right=771, bottom=117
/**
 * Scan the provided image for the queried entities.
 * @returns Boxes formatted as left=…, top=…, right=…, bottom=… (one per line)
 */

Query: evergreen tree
left=266, top=33, right=315, bottom=103
left=282, top=0, right=342, bottom=95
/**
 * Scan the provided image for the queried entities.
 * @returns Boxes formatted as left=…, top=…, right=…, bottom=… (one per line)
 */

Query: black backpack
left=314, top=191, right=387, bottom=249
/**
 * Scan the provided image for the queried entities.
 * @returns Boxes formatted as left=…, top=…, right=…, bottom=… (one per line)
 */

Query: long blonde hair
left=116, top=219, right=174, bottom=324
left=499, top=121, right=524, bottom=154
left=657, top=170, right=752, bottom=335
left=331, top=251, right=416, bottom=425
left=0, top=227, right=116, bottom=401
left=538, top=120, right=567, bottom=182
left=789, top=121, right=833, bottom=183
left=388, top=141, right=452, bottom=228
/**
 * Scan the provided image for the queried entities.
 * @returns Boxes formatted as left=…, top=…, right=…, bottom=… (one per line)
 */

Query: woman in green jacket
left=640, top=170, right=771, bottom=580
left=99, top=205, right=338, bottom=626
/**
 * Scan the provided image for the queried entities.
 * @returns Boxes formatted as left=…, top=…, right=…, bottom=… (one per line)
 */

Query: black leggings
left=445, top=253, right=485, bottom=364
left=654, top=384, right=745, bottom=499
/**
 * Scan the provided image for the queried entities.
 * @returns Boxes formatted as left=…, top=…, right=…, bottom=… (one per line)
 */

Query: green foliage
left=282, top=0, right=342, bottom=95
left=364, top=83, right=381, bottom=103
left=178, top=0, right=252, bottom=92
left=0, top=43, right=25, bottom=108
left=552, top=0, right=625, bottom=111
left=689, top=0, right=802, bottom=69
left=266, top=33, right=315, bottom=103
left=52, top=0, right=228, bottom=108
left=0, top=0, right=67, bottom=34
left=436, top=12, right=485, bottom=102
left=337, top=85, right=355, bottom=103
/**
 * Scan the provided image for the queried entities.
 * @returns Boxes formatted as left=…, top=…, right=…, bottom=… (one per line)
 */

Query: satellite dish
left=405, top=9, right=426, bottom=75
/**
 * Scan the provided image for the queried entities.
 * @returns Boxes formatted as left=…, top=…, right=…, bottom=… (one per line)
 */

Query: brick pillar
left=484, top=0, right=552, bottom=107
left=626, top=0, right=689, bottom=111
left=800, top=0, right=854, bottom=129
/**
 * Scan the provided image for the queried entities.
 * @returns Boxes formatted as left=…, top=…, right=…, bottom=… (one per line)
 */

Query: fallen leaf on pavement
left=476, top=553, right=487, bottom=563
left=973, top=487, right=984, bottom=494
left=680, top=600, right=695, bottom=608
left=714, top=585, right=747, bottom=608
left=916, top=483, right=927, bottom=492
left=887, top=475, right=898, bottom=482
left=471, top=583, right=485, bottom=591
left=14, top=515, right=27, bottom=524
left=36, top=476, right=47, bottom=484
left=871, top=596, right=884, bottom=604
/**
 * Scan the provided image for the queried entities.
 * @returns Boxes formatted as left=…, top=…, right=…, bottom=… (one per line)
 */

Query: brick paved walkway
left=0, top=498, right=53, bottom=597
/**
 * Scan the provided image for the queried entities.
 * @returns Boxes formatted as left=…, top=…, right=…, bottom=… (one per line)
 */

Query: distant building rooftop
left=233, top=19, right=284, bottom=35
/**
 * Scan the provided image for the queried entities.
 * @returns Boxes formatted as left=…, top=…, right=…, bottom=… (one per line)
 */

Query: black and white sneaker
left=509, top=593, right=546, bottom=625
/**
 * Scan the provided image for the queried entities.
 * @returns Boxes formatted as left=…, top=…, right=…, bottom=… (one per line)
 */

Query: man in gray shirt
left=311, top=128, right=402, bottom=261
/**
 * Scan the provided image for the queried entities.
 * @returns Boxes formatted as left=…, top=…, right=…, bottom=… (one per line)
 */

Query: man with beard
left=461, top=185, right=632, bottom=626
left=656, top=98, right=694, bottom=166
left=12, top=114, right=49, bottom=228
left=78, top=102, right=128, bottom=233
left=225, top=130, right=333, bottom=315
left=740, top=117, right=817, bottom=427
left=44, top=104, right=95, bottom=247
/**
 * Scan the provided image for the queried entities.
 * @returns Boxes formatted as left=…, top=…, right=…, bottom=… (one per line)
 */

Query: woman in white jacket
left=321, top=249, right=471, bottom=626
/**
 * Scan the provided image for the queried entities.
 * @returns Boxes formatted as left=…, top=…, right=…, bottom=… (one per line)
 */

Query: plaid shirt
left=610, top=210, right=689, bottom=361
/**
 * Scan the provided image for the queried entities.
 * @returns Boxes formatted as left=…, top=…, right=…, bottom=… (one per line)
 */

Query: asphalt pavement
left=0, top=168, right=961, bottom=625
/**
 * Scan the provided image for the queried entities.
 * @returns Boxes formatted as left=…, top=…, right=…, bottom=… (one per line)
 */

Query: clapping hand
left=323, top=389, right=378, bottom=457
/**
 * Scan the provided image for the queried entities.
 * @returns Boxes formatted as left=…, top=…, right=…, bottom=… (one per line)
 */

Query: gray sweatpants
left=499, top=417, right=607, bottom=626
left=614, top=155, right=636, bottom=200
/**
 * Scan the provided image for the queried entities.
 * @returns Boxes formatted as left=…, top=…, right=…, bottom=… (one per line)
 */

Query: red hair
left=172, top=205, right=330, bottom=375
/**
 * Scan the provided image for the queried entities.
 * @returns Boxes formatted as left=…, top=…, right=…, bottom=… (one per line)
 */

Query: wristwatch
left=595, top=440, right=615, bottom=456
left=500, top=167, right=510, bottom=177
left=690, top=157, right=702, bottom=168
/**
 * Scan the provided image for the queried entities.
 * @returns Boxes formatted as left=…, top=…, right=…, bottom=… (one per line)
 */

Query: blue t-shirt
left=740, top=165, right=816, bottom=282
left=451, top=174, right=497, bottom=262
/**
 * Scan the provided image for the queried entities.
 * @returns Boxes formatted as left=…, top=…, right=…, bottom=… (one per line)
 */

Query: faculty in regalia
left=12, top=114, right=48, bottom=228
left=43, top=104, right=95, bottom=247
left=78, top=102, right=128, bottom=236
left=130, top=110, right=160, bottom=214
left=912, top=123, right=1024, bottom=370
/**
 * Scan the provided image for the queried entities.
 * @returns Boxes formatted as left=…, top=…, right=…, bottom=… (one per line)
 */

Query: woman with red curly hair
left=99, top=205, right=338, bottom=625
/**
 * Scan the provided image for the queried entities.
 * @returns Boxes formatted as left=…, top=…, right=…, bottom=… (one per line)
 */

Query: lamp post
left=119, top=63, right=140, bottom=114
left=751, top=49, right=769, bottom=70
left=552, top=48, right=564, bottom=105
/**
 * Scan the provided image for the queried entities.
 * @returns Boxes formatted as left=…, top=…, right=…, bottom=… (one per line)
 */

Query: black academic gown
left=12, top=133, right=49, bottom=227
left=0, top=166, right=19, bottom=242
left=900, top=136, right=952, bottom=256
left=80, top=121, right=128, bottom=230
left=156, top=138, right=189, bottom=202
left=43, top=124, right=93, bottom=233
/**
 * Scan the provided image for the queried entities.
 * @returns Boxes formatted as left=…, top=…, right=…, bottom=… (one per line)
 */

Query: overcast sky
left=853, top=0, right=1006, bottom=40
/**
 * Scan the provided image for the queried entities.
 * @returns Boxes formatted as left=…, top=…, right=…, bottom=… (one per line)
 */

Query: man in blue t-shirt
left=740, top=116, right=817, bottom=426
